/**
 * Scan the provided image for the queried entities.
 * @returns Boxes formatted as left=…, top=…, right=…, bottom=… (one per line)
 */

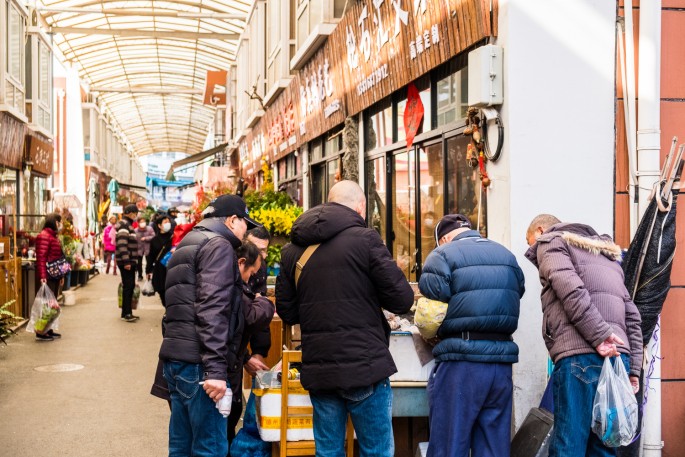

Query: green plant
left=266, top=244, right=282, bottom=268
left=0, top=301, right=19, bottom=345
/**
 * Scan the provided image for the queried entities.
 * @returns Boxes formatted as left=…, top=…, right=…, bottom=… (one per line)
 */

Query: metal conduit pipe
left=637, top=1, right=663, bottom=455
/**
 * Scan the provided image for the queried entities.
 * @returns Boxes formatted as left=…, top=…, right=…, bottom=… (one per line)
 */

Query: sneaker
left=35, top=333, right=54, bottom=342
left=47, top=329, right=62, bottom=338
left=123, top=314, right=140, bottom=322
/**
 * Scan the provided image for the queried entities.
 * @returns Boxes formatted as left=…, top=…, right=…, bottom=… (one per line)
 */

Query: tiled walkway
left=0, top=273, right=169, bottom=456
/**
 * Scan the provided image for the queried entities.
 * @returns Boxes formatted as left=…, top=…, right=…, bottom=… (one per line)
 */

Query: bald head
left=328, top=180, right=366, bottom=219
left=526, top=213, right=562, bottom=246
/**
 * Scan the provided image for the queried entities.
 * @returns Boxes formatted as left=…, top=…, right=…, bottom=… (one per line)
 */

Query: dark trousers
left=136, top=256, right=144, bottom=279
left=427, top=361, right=513, bottom=457
left=119, top=264, right=135, bottom=317
left=227, top=394, right=243, bottom=448
left=105, top=250, right=116, bottom=275
left=36, top=277, right=61, bottom=298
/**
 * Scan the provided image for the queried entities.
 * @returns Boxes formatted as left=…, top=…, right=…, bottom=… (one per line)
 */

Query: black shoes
left=47, top=329, right=62, bottom=338
left=121, top=314, right=140, bottom=322
left=35, top=333, right=54, bottom=342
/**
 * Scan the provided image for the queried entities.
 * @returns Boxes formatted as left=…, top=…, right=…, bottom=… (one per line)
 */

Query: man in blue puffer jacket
left=419, top=214, right=525, bottom=457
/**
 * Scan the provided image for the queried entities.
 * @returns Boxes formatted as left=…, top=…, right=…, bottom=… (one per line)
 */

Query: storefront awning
left=147, top=177, right=194, bottom=188
left=165, top=143, right=228, bottom=180
left=53, top=193, right=83, bottom=209
left=119, top=182, right=148, bottom=192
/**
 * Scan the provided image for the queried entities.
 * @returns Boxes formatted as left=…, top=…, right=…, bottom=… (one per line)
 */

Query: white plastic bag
left=26, top=284, right=61, bottom=335
left=591, top=356, right=639, bottom=447
left=141, top=280, right=155, bottom=297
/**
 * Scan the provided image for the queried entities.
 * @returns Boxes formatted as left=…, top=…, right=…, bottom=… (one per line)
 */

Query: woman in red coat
left=35, top=213, right=65, bottom=341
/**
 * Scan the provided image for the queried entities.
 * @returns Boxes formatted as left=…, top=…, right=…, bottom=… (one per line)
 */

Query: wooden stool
left=274, top=350, right=354, bottom=457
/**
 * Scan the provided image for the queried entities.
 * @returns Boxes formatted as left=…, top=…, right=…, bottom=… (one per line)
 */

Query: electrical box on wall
left=468, top=45, right=503, bottom=107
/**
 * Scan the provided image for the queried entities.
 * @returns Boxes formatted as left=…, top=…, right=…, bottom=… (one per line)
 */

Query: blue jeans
left=310, top=378, right=393, bottom=457
left=427, top=361, right=513, bottom=457
left=164, top=361, right=228, bottom=457
left=550, top=353, right=629, bottom=457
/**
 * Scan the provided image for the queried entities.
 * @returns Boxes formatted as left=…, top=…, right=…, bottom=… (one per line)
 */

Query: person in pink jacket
left=103, top=215, right=118, bottom=275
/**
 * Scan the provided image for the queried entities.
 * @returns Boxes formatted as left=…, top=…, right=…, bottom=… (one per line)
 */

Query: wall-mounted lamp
left=23, top=161, right=34, bottom=174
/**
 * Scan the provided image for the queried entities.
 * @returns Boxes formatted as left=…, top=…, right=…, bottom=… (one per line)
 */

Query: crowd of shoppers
left=45, top=184, right=640, bottom=457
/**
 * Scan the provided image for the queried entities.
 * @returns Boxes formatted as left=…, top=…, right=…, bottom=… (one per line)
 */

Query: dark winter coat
left=146, top=231, right=173, bottom=299
left=228, top=288, right=274, bottom=393
left=247, top=262, right=271, bottom=359
left=35, top=228, right=64, bottom=281
left=159, top=218, right=244, bottom=382
left=525, top=223, right=643, bottom=377
left=115, top=217, right=138, bottom=267
left=419, top=230, right=525, bottom=364
left=276, top=202, right=415, bottom=391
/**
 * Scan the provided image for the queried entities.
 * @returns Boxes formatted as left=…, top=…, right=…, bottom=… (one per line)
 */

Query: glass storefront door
left=417, top=141, right=444, bottom=269
left=392, top=149, right=417, bottom=281
left=365, top=130, right=486, bottom=281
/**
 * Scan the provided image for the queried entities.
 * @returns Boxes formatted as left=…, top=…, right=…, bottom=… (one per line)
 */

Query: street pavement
left=0, top=272, right=169, bottom=456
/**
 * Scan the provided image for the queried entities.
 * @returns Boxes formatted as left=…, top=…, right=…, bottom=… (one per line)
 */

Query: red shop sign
left=404, top=83, right=424, bottom=149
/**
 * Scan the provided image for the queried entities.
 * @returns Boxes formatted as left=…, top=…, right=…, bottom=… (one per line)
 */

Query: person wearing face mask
left=135, top=217, right=155, bottom=281
left=103, top=215, right=118, bottom=275
left=34, top=213, right=66, bottom=341
left=146, top=217, right=173, bottom=307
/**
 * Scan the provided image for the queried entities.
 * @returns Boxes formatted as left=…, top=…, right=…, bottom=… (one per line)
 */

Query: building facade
left=226, top=0, right=641, bottom=437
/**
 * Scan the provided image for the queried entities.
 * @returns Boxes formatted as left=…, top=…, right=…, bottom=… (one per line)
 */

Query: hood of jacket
left=291, top=202, right=366, bottom=246
left=525, top=223, right=622, bottom=267
left=194, top=217, right=242, bottom=249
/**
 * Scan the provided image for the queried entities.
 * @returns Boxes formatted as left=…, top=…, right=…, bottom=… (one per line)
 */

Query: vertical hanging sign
left=404, top=83, right=424, bottom=149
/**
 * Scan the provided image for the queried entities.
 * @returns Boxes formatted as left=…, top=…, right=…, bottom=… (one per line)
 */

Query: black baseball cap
left=124, top=204, right=139, bottom=215
left=168, top=207, right=179, bottom=214
left=435, top=214, right=472, bottom=243
left=201, top=194, right=261, bottom=229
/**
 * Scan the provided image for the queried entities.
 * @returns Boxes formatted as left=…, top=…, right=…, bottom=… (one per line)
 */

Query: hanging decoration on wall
left=464, top=107, right=491, bottom=188
left=404, top=83, right=424, bottom=149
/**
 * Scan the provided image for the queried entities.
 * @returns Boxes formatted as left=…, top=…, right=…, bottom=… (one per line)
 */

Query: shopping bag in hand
left=141, top=280, right=155, bottom=297
left=591, top=356, right=639, bottom=447
left=26, top=284, right=61, bottom=335
left=118, top=283, right=141, bottom=310
left=414, top=297, right=448, bottom=340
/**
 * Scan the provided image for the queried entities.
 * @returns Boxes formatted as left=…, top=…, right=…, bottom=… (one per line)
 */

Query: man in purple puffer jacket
left=526, top=214, right=642, bottom=457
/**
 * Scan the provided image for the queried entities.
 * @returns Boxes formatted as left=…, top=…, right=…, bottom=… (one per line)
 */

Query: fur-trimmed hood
left=526, top=223, right=622, bottom=267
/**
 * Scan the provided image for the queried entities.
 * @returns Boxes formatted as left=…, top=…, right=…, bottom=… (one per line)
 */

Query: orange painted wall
left=616, top=4, right=685, bottom=455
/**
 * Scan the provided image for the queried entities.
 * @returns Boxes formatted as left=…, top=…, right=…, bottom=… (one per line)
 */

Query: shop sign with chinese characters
left=265, top=86, right=299, bottom=161
left=336, top=0, right=496, bottom=115
left=26, top=134, right=54, bottom=176
left=296, top=45, right=347, bottom=143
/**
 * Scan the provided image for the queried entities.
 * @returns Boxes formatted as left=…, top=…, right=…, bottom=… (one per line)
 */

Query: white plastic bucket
left=63, top=290, right=76, bottom=306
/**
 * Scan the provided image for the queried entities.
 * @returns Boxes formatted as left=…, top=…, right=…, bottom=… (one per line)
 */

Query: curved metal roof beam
left=40, top=0, right=251, bottom=17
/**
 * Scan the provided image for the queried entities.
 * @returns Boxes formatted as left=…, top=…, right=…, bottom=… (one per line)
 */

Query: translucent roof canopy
left=41, top=0, right=252, bottom=156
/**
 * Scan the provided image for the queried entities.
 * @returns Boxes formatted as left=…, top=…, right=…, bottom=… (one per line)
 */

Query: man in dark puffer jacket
left=159, top=194, right=260, bottom=457
left=419, top=214, right=525, bottom=457
left=276, top=180, right=414, bottom=457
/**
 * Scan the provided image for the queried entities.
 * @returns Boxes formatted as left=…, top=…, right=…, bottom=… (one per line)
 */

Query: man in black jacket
left=115, top=204, right=140, bottom=322
left=276, top=180, right=414, bottom=457
left=159, top=194, right=260, bottom=457
left=244, top=226, right=272, bottom=375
